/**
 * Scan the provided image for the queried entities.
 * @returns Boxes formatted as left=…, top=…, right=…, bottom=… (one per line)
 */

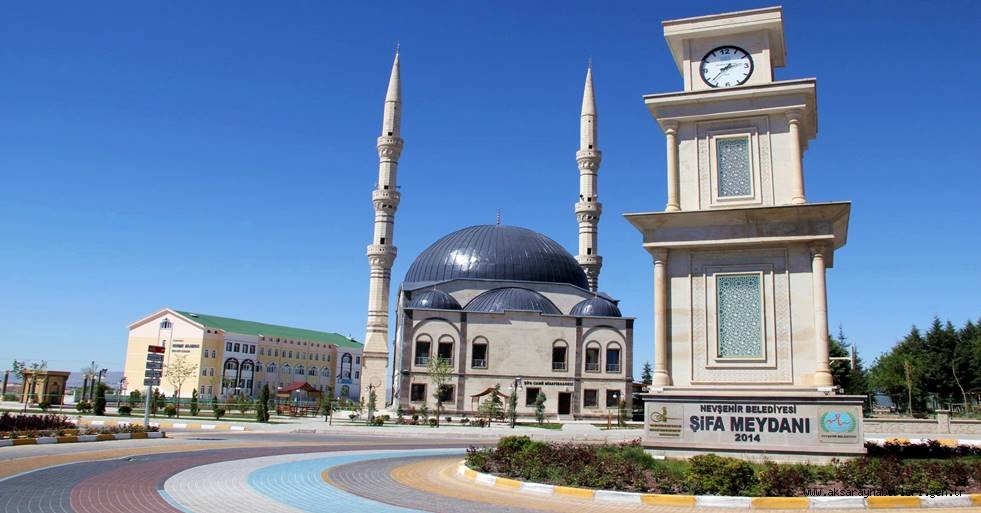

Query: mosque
left=358, top=54, right=634, bottom=419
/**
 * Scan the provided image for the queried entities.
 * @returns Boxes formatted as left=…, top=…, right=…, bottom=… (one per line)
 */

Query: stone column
left=811, top=243, right=833, bottom=386
left=788, top=110, right=806, bottom=205
left=652, top=248, right=671, bottom=386
left=664, top=121, right=681, bottom=212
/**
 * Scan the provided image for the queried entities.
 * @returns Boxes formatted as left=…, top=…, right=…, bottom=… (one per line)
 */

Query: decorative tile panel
left=716, top=137, right=752, bottom=197
left=716, top=274, right=763, bottom=358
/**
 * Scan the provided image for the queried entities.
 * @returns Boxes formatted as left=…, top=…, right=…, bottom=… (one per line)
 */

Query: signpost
left=143, top=345, right=165, bottom=428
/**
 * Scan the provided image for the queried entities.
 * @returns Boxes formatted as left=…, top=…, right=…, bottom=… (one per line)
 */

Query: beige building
left=627, top=7, right=864, bottom=460
left=21, top=370, right=70, bottom=406
left=124, top=309, right=363, bottom=400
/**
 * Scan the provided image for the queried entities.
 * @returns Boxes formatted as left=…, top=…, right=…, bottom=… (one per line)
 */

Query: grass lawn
left=515, top=422, right=563, bottom=430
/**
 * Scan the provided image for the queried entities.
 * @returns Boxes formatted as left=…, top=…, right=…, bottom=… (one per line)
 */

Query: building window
left=606, top=343, right=621, bottom=372
left=552, top=342, right=568, bottom=371
left=341, top=353, right=353, bottom=379
left=274, top=349, right=279, bottom=357
left=585, top=344, right=601, bottom=372
left=288, top=351, right=293, bottom=358
left=354, top=370, right=360, bottom=379
left=308, top=367, right=316, bottom=376
left=259, top=348, right=264, bottom=356
left=250, top=345, right=256, bottom=354
left=437, top=338, right=454, bottom=364
left=410, top=383, right=426, bottom=402
left=471, top=339, right=488, bottom=368
left=606, top=390, right=621, bottom=408
left=295, top=365, right=304, bottom=375
left=438, top=384, right=454, bottom=402
left=717, top=273, right=764, bottom=358
left=226, top=342, right=232, bottom=351
left=583, top=389, right=598, bottom=407
left=322, top=368, right=330, bottom=377
left=160, top=319, right=172, bottom=329
left=282, top=364, right=291, bottom=375
left=209, top=368, right=214, bottom=376
left=716, top=136, right=752, bottom=197
left=267, top=363, right=276, bottom=373
left=355, top=356, right=360, bottom=364
left=525, top=387, right=541, bottom=407
left=201, top=369, right=207, bottom=376
left=233, top=343, right=240, bottom=352
left=414, top=339, right=431, bottom=366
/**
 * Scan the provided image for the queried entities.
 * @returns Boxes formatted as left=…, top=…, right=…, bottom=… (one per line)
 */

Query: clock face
left=700, top=46, right=753, bottom=88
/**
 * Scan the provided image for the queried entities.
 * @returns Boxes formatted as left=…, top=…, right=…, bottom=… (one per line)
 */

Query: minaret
left=361, top=51, right=402, bottom=404
left=575, top=64, right=602, bottom=291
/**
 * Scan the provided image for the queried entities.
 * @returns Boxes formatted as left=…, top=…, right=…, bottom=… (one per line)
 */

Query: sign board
left=144, top=370, right=162, bottom=378
left=143, top=378, right=160, bottom=387
left=146, top=354, right=164, bottom=363
left=644, top=395, right=864, bottom=456
left=148, top=345, right=166, bottom=354
left=146, top=361, right=163, bottom=370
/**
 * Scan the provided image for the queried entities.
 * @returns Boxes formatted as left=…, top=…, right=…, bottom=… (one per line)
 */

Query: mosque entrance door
left=557, top=392, right=571, bottom=415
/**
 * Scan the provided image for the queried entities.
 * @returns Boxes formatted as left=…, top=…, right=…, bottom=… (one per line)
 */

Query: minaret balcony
left=576, top=149, right=602, bottom=169
left=372, top=189, right=401, bottom=211
left=575, top=201, right=603, bottom=217
left=576, top=254, right=603, bottom=267
left=366, top=244, right=397, bottom=267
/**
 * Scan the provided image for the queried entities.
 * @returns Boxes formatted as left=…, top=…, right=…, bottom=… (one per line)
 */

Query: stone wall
left=864, top=412, right=981, bottom=435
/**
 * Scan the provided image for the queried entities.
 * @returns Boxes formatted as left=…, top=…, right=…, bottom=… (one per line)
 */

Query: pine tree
left=256, top=384, right=270, bottom=422
left=640, top=362, right=653, bottom=385
left=190, top=388, right=200, bottom=416
left=534, top=391, right=547, bottom=425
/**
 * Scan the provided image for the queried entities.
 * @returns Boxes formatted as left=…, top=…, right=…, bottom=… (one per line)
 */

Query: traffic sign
left=146, top=361, right=163, bottom=370
left=147, top=345, right=165, bottom=354
left=146, top=354, right=164, bottom=363
left=144, top=370, right=162, bottom=378
left=143, top=378, right=160, bottom=386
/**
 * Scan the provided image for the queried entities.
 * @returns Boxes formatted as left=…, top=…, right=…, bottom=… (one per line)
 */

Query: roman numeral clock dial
left=700, top=46, right=753, bottom=88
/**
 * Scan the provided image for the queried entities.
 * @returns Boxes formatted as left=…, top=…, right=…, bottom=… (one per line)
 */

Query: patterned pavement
left=1, top=434, right=978, bottom=513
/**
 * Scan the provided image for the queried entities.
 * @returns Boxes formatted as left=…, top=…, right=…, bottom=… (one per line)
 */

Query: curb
left=81, top=419, right=247, bottom=432
left=0, top=431, right=165, bottom=447
left=456, top=463, right=981, bottom=509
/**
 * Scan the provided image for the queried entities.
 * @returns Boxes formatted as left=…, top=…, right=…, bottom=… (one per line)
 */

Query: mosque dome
left=463, top=287, right=562, bottom=315
left=406, top=289, right=462, bottom=310
left=570, top=296, right=622, bottom=317
left=404, top=225, right=588, bottom=289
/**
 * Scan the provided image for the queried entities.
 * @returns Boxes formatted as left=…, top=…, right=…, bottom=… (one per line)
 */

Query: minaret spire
left=575, top=64, right=603, bottom=291
left=361, top=51, right=404, bottom=403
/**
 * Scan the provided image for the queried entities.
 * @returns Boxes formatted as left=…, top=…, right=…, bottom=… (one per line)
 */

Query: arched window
left=605, top=342, right=622, bottom=373
left=341, top=353, right=353, bottom=379
left=584, top=342, right=601, bottom=372
left=552, top=340, right=569, bottom=371
left=224, top=358, right=239, bottom=371
left=414, top=335, right=432, bottom=366
left=308, top=366, right=317, bottom=376
left=322, top=368, right=330, bottom=377
left=295, top=365, right=304, bottom=376
left=471, top=337, right=488, bottom=369
left=437, top=335, right=454, bottom=364
left=282, top=364, right=291, bottom=375
left=254, top=361, right=263, bottom=374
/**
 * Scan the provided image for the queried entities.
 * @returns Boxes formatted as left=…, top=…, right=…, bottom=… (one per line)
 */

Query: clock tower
left=626, top=6, right=864, bottom=462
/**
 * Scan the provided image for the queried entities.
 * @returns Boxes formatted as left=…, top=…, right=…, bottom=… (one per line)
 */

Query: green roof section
left=175, top=310, right=362, bottom=349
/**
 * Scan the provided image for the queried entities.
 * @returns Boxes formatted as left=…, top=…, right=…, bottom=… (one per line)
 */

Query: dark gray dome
left=404, top=225, right=588, bottom=289
left=464, top=287, right=561, bottom=315
left=570, top=297, right=622, bottom=317
left=407, top=289, right=461, bottom=310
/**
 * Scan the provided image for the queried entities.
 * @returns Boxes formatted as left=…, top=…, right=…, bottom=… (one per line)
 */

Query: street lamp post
left=608, top=391, right=620, bottom=430
left=507, top=377, right=523, bottom=429
left=366, top=383, right=375, bottom=425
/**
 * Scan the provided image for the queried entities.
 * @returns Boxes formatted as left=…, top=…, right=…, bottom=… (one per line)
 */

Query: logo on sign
left=820, top=410, right=856, bottom=433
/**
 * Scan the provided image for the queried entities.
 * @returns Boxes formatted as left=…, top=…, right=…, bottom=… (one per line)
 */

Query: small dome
left=570, top=297, right=622, bottom=317
left=407, top=289, right=462, bottom=310
left=404, top=225, right=588, bottom=289
left=464, top=287, right=561, bottom=315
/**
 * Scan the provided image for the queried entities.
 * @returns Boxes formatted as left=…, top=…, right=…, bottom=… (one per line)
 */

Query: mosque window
left=606, top=343, right=622, bottom=372
left=471, top=339, right=488, bottom=369
left=525, top=387, right=541, bottom=407
left=716, top=136, right=752, bottom=197
left=585, top=343, right=601, bottom=372
left=583, top=389, right=598, bottom=407
left=414, top=338, right=431, bottom=366
left=551, top=342, right=568, bottom=371
left=410, top=383, right=426, bottom=402
left=716, top=273, right=764, bottom=358
left=437, top=337, right=454, bottom=365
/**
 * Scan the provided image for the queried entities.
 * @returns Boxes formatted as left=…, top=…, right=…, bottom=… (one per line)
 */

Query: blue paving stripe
left=248, top=449, right=464, bottom=513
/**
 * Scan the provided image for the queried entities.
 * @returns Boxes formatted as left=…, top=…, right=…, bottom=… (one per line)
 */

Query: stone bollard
left=936, top=410, right=951, bottom=434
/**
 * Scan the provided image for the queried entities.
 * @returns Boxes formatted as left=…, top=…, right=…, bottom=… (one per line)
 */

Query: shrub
left=2, top=393, right=17, bottom=401
left=445, top=416, right=452, bottom=424
left=214, top=407, right=225, bottom=420
left=0, top=412, right=76, bottom=432
left=411, top=414, right=420, bottom=421
left=461, top=417, right=470, bottom=425
left=757, top=462, right=815, bottom=496
left=93, top=384, right=107, bottom=416
left=684, top=454, right=757, bottom=496
left=372, top=417, right=385, bottom=426
left=76, top=401, right=93, bottom=413
left=428, top=418, right=438, bottom=427
left=190, top=389, right=200, bottom=417
left=38, top=399, right=52, bottom=412
left=118, top=405, right=132, bottom=416
left=164, top=405, right=177, bottom=418
left=348, top=413, right=357, bottom=420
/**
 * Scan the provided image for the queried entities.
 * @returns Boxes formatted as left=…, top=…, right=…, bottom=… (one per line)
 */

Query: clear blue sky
left=1, top=1, right=979, bottom=376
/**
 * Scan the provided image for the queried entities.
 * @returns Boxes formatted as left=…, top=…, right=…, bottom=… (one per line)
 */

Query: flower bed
left=0, top=412, right=159, bottom=440
left=465, top=436, right=981, bottom=497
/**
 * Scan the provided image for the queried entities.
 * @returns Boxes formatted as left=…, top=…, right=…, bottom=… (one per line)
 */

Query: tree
left=256, top=384, right=270, bottom=422
left=426, top=356, right=453, bottom=428
left=904, top=359, right=915, bottom=415
left=128, top=389, right=142, bottom=407
left=534, top=391, right=547, bottom=425
left=507, top=389, right=518, bottom=428
left=321, top=386, right=335, bottom=424
left=829, top=328, right=868, bottom=397
left=190, top=389, right=200, bottom=416
left=94, top=383, right=107, bottom=416
left=478, top=384, right=504, bottom=425
left=164, top=355, right=198, bottom=418
left=210, top=393, right=218, bottom=418
left=367, top=386, right=378, bottom=425
left=81, top=361, right=100, bottom=402
left=11, top=360, right=27, bottom=412
left=640, top=362, right=653, bottom=386
left=869, top=326, right=927, bottom=413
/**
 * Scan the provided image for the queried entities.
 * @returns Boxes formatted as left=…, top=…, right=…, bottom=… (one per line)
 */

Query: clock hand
left=711, top=63, right=735, bottom=81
